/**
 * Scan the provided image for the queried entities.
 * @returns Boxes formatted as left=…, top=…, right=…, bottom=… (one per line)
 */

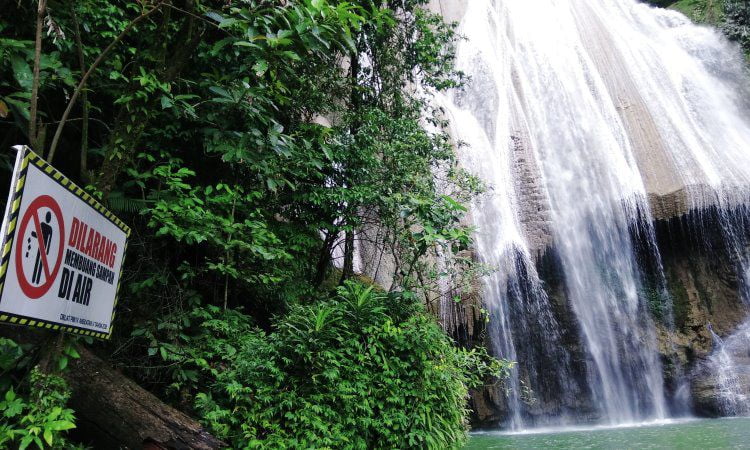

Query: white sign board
left=0, top=146, right=130, bottom=339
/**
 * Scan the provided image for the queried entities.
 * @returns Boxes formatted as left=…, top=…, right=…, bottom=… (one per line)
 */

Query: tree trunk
left=314, top=229, right=338, bottom=285
left=66, top=347, right=225, bottom=449
left=29, top=0, right=47, bottom=152
left=340, top=230, right=355, bottom=284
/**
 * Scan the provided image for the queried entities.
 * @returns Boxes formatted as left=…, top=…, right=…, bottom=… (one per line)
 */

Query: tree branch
left=46, top=1, right=167, bottom=163
left=71, top=6, right=89, bottom=179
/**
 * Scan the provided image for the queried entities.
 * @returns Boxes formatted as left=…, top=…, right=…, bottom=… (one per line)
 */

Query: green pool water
left=466, top=418, right=750, bottom=449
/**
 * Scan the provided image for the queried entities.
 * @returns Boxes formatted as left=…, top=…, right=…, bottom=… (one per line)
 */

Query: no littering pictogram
left=14, top=195, right=65, bottom=299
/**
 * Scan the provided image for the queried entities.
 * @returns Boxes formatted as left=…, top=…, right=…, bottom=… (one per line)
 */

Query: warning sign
left=0, top=146, right=130, bottom=339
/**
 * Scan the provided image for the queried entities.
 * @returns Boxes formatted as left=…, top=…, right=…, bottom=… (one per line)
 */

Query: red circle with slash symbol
left=15, top=195, right=65, bottom=299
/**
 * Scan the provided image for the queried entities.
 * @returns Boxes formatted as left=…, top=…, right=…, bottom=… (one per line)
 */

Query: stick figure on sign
left=31, top=211, right=54, bottom=285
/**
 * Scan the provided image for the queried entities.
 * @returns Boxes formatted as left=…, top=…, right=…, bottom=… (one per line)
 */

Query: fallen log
left=66, top=346, right=225, bottom=449
left=0, top=328, right=224, bottom=449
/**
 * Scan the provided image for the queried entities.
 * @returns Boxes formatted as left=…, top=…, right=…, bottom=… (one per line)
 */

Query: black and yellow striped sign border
left=0, top=147, right=131, bottom=340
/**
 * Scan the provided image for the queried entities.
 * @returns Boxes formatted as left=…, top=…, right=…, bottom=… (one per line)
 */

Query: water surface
left=467, top=418, right=750, bottom=449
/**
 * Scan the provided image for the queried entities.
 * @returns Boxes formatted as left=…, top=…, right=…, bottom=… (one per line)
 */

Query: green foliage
left=665, top=0, right=725, bottom=24
left=0, top=369, right=78, bottom=450
left=146, top=158, right=292, bottom=289
left=0, top=337, right=83, bottom=449
left=143, top=282, right=509, bottom=449
left=642, top=284, right=667, bottom=323
left=1, top=1, right=506, bottom=447
left=1, top=0, right=480, bottom=301
left=0, top=18, right=74, bottom=127
left=724, top=0, right=750, bottom=54
left=0, top=338, right=34, bottom=392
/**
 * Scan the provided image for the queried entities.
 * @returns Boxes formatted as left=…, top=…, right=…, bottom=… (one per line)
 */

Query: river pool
left=467, top=418, right=750, bottom=449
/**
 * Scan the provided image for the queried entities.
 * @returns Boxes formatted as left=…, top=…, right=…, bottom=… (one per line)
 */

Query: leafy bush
left=0, top=369, right=78, bottom=450
left=161, top=282, right=508, bottom=449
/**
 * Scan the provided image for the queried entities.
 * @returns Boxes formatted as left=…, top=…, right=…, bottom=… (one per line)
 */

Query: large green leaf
left=10, top=55, right=32, bottom=90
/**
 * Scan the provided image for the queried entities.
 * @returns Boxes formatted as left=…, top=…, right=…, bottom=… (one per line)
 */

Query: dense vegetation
left=723, top=0, right=750, bottom=52
left=651, top=0, right=750, bottom=56
left=0, top=0, right=507, bottom=448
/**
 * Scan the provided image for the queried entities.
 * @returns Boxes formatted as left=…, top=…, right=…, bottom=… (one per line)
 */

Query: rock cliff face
left=653, top=213, right=748, bottom=356
left=426, top=0, right=469, bottom=23
left=651, top=211, right=749, bottom=413
left=464, top=208, right=750, bottom=427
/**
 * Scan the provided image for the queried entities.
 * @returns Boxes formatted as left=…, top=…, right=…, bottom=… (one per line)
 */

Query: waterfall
left=439, top=0, right=750, bottom=428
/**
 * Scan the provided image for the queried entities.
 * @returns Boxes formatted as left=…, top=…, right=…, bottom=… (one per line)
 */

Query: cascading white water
left=441, top=101, right=527, bottom=429
left=440, top=99, right=580, bottom=429
left=707, top=321, right=750, bottom=416
left=439, top=0, right=750, bottom=428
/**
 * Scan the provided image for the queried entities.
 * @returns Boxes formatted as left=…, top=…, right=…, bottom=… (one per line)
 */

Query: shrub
left=179, top=282, right=507, bottom=449
left=0, top=368, right=78, bottom=450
